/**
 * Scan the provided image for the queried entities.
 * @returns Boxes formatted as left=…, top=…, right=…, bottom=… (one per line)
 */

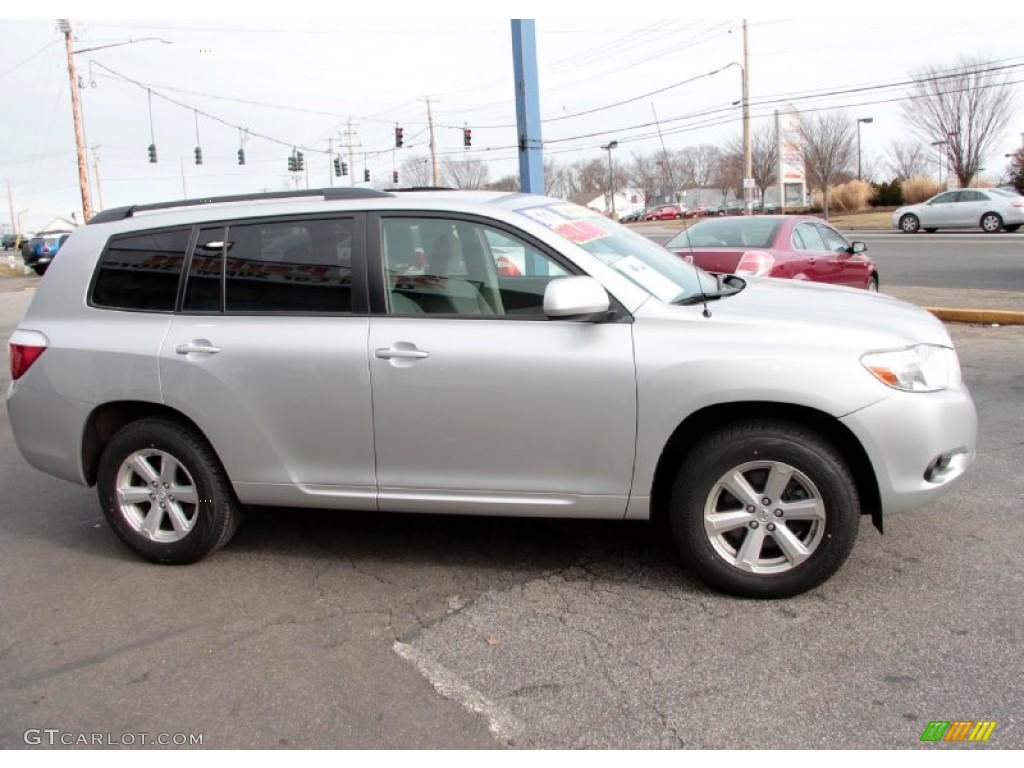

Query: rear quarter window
left=91, top=229, right=190, bottom=311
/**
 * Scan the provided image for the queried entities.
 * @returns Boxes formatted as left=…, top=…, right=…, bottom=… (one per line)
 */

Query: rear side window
left=92, top=229, right=190, bottom=311
left=182, top=218, right=354, bottom=313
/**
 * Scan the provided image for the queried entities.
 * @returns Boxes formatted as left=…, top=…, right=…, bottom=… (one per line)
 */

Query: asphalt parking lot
left=1, top=279, right=1021, bottom=749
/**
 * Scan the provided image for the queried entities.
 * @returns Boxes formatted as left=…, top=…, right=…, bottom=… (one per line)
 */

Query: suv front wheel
left=96, top=418, right=242, bottom=563
left=670, top=420, right=860, bottom=598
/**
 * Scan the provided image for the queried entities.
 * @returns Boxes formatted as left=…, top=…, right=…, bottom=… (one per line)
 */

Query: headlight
left=861, top=344, right=961, bottom=392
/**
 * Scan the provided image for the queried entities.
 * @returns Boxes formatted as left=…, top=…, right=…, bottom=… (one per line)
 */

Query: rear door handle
left=175, top=341, right=221, bottom=355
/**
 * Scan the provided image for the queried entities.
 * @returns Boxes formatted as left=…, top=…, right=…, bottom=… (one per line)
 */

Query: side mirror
left=850, top=241, right=867, bottom=254
left=543, top=276, right=611, bottom=321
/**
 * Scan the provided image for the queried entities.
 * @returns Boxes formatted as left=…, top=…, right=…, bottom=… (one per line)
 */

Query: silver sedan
left=892, top=187, right=1024, bottom=233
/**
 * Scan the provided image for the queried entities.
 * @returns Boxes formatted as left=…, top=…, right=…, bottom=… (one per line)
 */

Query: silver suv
left=7, top=189, right=977, bottom=598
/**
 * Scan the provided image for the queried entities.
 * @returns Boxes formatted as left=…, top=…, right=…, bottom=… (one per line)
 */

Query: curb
left=925, top=307, right=1024, bottom=326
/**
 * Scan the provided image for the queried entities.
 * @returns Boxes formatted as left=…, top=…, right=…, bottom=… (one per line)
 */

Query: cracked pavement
left=1, top=280, right=1022, bottom=748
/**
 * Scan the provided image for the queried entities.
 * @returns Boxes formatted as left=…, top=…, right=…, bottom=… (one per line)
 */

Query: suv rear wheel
left=670, top=420, right=860, bottom=598
left=96, top=418, right=242, bottom=563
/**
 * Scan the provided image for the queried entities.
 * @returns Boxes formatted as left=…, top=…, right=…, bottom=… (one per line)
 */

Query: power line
left=0, top=40, right=59, bottom=80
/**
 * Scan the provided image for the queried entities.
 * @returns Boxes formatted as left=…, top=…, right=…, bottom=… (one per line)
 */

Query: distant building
left=38, top=216, right=78, bottom=233
left=570, top=187, right=646, bottom=217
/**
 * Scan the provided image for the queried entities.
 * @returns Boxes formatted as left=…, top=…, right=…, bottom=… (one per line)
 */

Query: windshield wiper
left=672, top=274, right=746, bottom=305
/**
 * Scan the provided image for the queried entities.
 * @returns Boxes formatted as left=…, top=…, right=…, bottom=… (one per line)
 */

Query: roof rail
left=392, top=186, right=457, bottom=192
left=87, top=187, right=394, bottom=225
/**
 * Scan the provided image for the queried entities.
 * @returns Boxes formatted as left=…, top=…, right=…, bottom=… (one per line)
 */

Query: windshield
left=665, top=218, right=782, bottom=249
left=515, top=202, right=717, bottom=303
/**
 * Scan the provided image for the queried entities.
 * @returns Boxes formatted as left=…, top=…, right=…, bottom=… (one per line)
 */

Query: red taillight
left=735, top=251, right=775, bottom=276
left=10, top=343, right=46, bottom=380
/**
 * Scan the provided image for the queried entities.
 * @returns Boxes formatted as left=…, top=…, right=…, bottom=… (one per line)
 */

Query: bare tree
left=680, top=144, right=723, bottom=188
left=712, top=152, right=743, bottom=204
left=441, top=158, right=490, bottom=189
left=900, top=56, right=1016, bottom=188
left=400, top=155, right=433, bottom=187
left=1009, top=147, right=1024, bottom=195
left=628, top=152, right=661, bottom=205
left=544, top=159, right=571, bottom=199
left=886, top=140, right=929, bottom=180
left=800, top=110, right=856, bottom=218
left=726, top=123, right=777, bottom=206
left=488, top=174, right=519, bottom=192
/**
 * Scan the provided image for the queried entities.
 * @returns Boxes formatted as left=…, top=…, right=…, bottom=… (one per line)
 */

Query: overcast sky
left=3, top=4, right=1024, bottom=231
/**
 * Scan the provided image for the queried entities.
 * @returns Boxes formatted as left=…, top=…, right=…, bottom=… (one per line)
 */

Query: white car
left=893, top=187, right=1024, bottom=233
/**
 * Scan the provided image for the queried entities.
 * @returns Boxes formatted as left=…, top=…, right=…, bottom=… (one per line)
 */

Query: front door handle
left=375, top=346, right=429, bottom=360
left=175, top=340, right=221, bottom=355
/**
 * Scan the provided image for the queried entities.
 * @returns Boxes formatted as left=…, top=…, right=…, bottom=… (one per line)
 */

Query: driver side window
left=380, top=218, right=569, bottom=318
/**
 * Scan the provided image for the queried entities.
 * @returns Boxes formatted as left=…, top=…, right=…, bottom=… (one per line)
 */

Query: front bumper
left=841, top=384, right=977, bottom=516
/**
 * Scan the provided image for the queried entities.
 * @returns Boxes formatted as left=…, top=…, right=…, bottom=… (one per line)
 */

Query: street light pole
left=742, top=19, right=752, bottom=216
left=856, top=117, right=873, bottom=181
left=601, top=140, right=619, bottom=216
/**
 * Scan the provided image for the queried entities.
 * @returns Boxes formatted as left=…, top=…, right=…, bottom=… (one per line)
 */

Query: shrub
left=870, top=179, right=903, bottom=207
left=827, top=180, right=875, bottom=213
left=901, top=176, right=944, bottom=204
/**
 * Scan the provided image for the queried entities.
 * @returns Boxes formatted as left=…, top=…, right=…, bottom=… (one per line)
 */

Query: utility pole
left=91, top=146, right=104, bottom=211
left=421, top=97, right=439, bottom=187
left=59, top=19, right=93, bottom=223
left=6, top=180, right=16, bottom=238
left=347, top=118, right=357, bottom=187
left=327, top=137, right=333, bottom=188
left=742, top=19, right=752, bottom=216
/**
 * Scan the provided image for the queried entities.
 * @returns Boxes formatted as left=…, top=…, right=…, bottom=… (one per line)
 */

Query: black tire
left=980, top=212, right=1003, bottom=233
left=669, top=420, right=860, bottom=599
left=96, top=418, right=242, bottom=564
left=1005, top=224, right=1020, bottom=233
left=899, top=214, right=920, bottom=234
left=32, top=264, right=46, bottom=276
left=866, top=275, right=879, bottom=292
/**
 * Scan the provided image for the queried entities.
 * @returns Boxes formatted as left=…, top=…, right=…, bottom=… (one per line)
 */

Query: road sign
left=743, top=178, right=756, bottom=190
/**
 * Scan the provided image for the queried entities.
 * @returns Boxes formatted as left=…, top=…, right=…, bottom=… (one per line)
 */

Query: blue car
left=25, top=232, right=71, bottom=275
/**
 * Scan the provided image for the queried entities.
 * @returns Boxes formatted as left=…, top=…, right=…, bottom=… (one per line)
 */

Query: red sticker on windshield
left=553, top=219, right=607, bottom=245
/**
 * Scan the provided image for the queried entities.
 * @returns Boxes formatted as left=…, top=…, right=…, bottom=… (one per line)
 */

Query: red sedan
left=665, top=215, right=879, bottom=290
left=644, top=204, right=684, bottom=221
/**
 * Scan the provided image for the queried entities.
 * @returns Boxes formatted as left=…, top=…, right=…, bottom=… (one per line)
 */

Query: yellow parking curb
left=925, top=307, right=1024, bottom=325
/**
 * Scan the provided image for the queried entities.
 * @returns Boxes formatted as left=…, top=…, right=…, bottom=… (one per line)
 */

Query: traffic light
left=463, top=127, right=472, bottom=148
left=287, top=153, right=297, bottom=172
left=392, top=170, right=399, bottom=184
left=237, top=148, right=245, bottom=165
left=147, top=143, right=157, bottom=163
left=194, top=146, right=203, bottom=165
left=341, top=161, right=348, bottom=176
left=395, top=126, right=404, bottom=148
left=333, top=157, right=341, bottom=176
left=296, top=151, right=304, bottom=171
left=364, top=168, right=370, bottom=182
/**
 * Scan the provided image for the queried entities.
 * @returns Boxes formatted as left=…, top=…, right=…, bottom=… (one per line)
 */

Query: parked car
left=2, top=232, right=30, bottom=250
left=892, top=187, right=1024, bottom=233
left=618, top=210, right=647, bottom=224
left=7, top=188, right=974, bottom=598
left=665, top=215, right=879, bottom=290
left=24, top=232, right=71, bottom=275
left=644, top=204, right=684, bottom=220
left=682, top=206, right=708, bottom=219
